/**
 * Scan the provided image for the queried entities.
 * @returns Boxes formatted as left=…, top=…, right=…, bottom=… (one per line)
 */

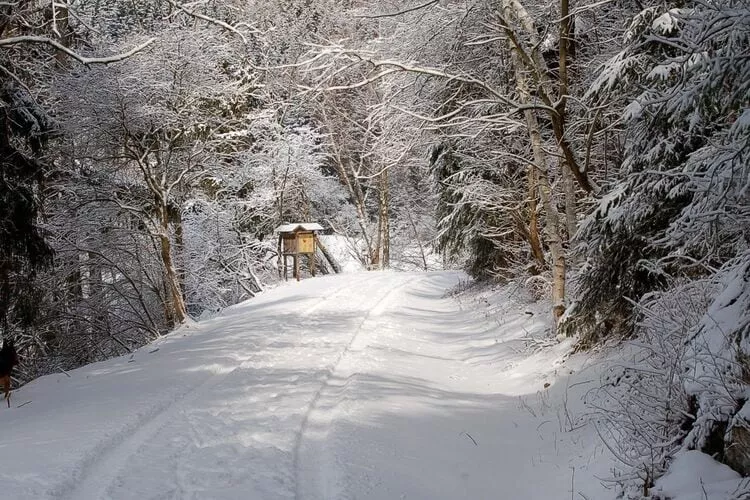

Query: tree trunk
left=564, top=162, right=577, bottom=244
left=53, top=3, right=72, bottom=67
left=315, top=236, right=341, bottom=273
left=156, top=204, right=187, bottom=326
left=498, top=0, right=595, bottom=194
left=319, top=104, right=375, bottom=263
left=172, top=206, right=186, bottom=299
left=277, top=234, right=284, bottom=279
left=274, top=164, right=290, bottom=224
left=559, top=0, right=578, bottom=244
left=376, top=168, right=390, bottom=269
left=529, top=125, right=566, bottom=323
left=404, top=202, right=429, bottom=270
left=527, top=163, right=546, bottom=269
left=538, top=166, right=566, bottom=323
left=506, top=36, right=566, bottom=324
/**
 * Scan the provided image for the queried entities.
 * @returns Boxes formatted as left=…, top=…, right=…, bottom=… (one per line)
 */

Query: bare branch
left=299, top=50, right=559, bottom=114
left=0, top=64, right=32, bottom=93
left=0, top=36, right=155, bottom=65
left=355, top=0, right=439, bottom=19
left=165, top=0, right=255, bottom=43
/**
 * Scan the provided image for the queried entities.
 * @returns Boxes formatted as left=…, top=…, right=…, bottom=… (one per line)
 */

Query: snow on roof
left=275, top=222, right=325, bottom=233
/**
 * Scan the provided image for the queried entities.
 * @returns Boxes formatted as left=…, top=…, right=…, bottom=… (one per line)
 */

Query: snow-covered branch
left=0, top=36, right=155, bottom=64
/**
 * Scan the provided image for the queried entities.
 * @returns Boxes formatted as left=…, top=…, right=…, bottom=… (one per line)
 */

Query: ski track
left=61, top=274, right=384, bottom=500
left=293, top=273, right=425, bottom=500
left=62, top=354, right=255, bottom=500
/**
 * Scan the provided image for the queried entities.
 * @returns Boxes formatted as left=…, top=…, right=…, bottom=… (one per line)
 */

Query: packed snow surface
left=1, top=271, right=615, bottom=499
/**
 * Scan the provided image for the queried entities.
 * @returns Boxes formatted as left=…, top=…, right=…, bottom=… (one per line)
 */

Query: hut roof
left=275, top=222, right=325, bottom=233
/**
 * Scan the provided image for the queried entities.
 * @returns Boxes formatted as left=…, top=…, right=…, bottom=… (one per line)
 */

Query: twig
left=571, top=466, right=575, bottom=500
left=462, top=431, right=478, bottom=446
left=165, top=0, right=251, bottom=43
left=0, top=64, right=33, bottom=94
left=355, top=0, right=439, bottom=19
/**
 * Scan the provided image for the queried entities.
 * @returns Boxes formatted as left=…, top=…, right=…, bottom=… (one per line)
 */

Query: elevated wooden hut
left=276, top=223, right=325, bottom=281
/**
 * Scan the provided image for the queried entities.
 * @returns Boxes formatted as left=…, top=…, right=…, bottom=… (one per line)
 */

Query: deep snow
left=2, top=271, right=617, bottom=499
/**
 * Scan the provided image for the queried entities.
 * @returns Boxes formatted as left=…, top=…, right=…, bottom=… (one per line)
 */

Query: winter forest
left=1, top=0, right=748, bottom=498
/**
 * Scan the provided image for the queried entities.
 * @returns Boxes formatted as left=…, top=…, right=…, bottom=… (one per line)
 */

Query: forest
left=1, top=0, right=748, bottom=497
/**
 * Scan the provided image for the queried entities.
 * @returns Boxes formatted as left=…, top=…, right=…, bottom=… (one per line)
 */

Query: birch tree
left=296, top=0, right=590, bottom=320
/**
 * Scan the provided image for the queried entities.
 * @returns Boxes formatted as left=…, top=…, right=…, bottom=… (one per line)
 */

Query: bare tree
left=55, top=27, right=252, bottom=325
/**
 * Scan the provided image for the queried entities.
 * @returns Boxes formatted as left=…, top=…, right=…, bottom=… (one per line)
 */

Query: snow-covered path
left=0, top=271, right=613, bottom=499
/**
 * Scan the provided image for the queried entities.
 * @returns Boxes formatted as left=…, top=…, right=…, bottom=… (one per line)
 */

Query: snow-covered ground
left=1, top=271, right=621, bottom=498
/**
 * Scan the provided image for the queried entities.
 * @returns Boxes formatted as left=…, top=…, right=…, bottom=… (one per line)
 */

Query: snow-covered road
left=0, top=271, right=614, bottom=499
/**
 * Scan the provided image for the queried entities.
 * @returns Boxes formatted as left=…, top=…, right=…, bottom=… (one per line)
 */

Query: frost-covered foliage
left=239, top=113, right=355, bottom=232
left=59, top=27, right=252, bottom=148
left=0, top=3, right=58, bottom=350
left=682, top=257, right=750, bottom=474
left=592, top=259, right=750, bottom=497
left=588, top=280, right=715, bottom=495
left=572, top=0, right=750, bottom=491
left=178, top=113, right=349, bottom=313
left=2, top=0, right=366, bottom=377
left=376, top=1, right=543, bottom=279
left=570, top=0, right=750, bottom=343
left=8, top=160, right=178, bottom=377
left=181, top=200, right=268, bottom=317
left=431, top=140, right=527, bottom=279
left=389, top=159, right=439, bottom=271
left=51, top=26, right=255, bottom=324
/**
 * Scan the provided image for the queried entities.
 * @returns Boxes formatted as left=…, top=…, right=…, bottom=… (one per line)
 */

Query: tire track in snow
left=293, top=273, right=425, bottom=500
left=61, top=275, right=383, bottom=500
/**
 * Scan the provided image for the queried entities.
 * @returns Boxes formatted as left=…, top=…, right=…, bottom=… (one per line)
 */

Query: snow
left=623, top=99, right=644, bottom=121
left=317, top=234, right=367, bottom=273
left=276, top=223, right=326, bottom=233
left=652, top=451, right=746, bottom=500
left=651, top=10, right=682, bottom=34
left=1, top=271, right=617, bottom=499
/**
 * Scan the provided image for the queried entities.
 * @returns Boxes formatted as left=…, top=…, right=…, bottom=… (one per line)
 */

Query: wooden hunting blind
left=276, top=223, right=325, bottom=281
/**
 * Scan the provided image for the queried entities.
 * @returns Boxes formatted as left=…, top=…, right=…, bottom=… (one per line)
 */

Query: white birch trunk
left=502, top=3, right=567, bottom=323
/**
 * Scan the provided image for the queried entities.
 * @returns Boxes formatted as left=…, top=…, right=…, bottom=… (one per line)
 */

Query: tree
left=298, top=0, right=602, bottom=321
left=0, top=0, right=154, bottom=365
left=37, top=175, right=170, bottom=368
left=181, top=199, right=268, bottom=315
left=54, top=27, right=253, bottom=326
left=313, top=90, right=391, bottom=269
left=568, top=0, right=750, bottom=487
